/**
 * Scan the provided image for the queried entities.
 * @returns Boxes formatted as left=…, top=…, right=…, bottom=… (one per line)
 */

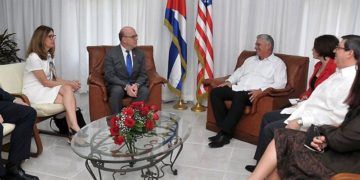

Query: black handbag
left=51, top=108, right=86, bottom=135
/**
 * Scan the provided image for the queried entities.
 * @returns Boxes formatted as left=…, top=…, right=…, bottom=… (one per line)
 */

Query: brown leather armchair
left=204, top=50, right=309, bottom=144
left=331, top=173, right=360, bottom=180
left=87, top=45, right=167, bottom=121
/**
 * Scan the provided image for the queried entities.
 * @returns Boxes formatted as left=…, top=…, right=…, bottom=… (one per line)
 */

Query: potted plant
left=0, top=29, right=23, bottom=65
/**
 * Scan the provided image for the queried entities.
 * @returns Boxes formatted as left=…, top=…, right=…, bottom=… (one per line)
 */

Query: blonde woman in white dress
left=22, top=25, right=81, bottom=139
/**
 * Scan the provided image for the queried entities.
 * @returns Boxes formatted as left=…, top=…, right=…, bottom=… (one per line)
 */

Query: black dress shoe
left=6, top=166, right=39, bottom=180
left=208, top=134, right=230, bottom=148
left=208, top=131, right=224, bottom=142
left=245, top=165, right=256, bottom=172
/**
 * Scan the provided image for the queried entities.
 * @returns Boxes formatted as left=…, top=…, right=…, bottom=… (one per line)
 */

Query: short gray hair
left=257, top=34, right=274, bottom=51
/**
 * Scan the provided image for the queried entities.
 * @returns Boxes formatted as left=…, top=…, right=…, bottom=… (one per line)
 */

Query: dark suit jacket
left=104, top=45, right=148, bottom=89
left=0, top=87, right=16, bottom=122
left=0, top=88, right=15, bottom=102
left=320, top=107, right=360, bottom=173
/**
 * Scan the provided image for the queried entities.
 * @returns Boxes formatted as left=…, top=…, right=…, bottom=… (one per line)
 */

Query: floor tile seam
left=27, top=170, right=68, bottom=180
left=177, top=163, right=229, bottom=174
left=184, top=141, right=234, bottom=150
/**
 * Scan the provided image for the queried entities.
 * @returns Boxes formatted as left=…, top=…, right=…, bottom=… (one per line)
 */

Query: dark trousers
left=210, top=86, right=251, bottom=134
left=0, top=101, right=36, bottom=176
left=108, top=85, right=149, bottom=114
left=253, top=109, right=289, bottom=161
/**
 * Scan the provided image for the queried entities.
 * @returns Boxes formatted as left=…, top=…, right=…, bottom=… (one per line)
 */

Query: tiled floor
left=19, top=93, right=256, bottom=180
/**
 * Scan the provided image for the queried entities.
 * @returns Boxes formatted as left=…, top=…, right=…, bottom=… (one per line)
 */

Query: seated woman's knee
left=60, top=84, right=74, bottom=94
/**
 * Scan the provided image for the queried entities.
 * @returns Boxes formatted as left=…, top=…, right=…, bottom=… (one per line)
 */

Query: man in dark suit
left=0, top=88, right=38, bottom=180
left=104, top=26, right=149, bottom=114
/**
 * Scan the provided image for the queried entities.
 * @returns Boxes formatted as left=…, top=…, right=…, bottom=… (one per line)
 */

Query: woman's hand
left=0, top=114, right=3, bottom=124
left=310, top=136, right=327, bottom=152
left=300, top=95, right=308, bottom=101
left=68, top=80, right=81, bottom=91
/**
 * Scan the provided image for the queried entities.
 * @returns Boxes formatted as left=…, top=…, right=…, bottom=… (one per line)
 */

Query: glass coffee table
left=71, top=111, right=191, bottom=180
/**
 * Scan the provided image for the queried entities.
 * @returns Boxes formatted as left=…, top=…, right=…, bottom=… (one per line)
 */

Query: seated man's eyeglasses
left=124, top=34, right=138, bottom=39
left=335, top=46, right=348, bottom=51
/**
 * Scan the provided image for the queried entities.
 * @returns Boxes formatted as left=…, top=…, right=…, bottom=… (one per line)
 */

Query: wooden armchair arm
left=147, top=70, right=167, bottom=90
left=331, top=173, right=360, bottom=180
left=266, top=86, right=294, bottom=97
left=11, top=93, right=31, bottom=105
left=87, top=74, right=108, bottom=101
left=249, top=87, right=294, bottom=114
left=204, top=75, right=230, bottom=88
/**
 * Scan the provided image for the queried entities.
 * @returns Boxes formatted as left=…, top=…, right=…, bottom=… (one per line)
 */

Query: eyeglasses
left=335, top=46, right=347, bottom=51
left=48, top=34, right=56, bottom=40
left=124, top=34, right=138, bottom=39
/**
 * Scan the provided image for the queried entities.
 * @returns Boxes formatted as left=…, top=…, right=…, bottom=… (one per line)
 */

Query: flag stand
left=173, top=97, right=188, bottom=110
left=191, top=101, right=206, bottom=112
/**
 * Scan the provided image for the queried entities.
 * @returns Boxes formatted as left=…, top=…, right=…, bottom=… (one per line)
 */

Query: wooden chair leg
left=31, top=124, right=43, bottom=157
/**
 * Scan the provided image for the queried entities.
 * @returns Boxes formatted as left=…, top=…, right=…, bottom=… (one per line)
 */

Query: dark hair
left=313, top=35, right=339, bottom=59
left=343, top=35, right=360, bottom=109
left=26, top=25, right=55, bottom=60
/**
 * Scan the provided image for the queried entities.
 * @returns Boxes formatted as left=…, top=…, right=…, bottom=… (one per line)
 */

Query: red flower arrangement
left=109, top=101, right=159, bottom=147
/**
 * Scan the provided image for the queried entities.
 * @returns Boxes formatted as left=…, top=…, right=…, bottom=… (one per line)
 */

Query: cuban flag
left=164, top=0, right=187, bottom=96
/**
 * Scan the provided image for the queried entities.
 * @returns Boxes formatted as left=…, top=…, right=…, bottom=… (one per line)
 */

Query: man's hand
left=0, top=114, right=3, bottom=124
left=248, top=89, right=262, bottom=102
left=285, top=119, right=301, bottom=130
left=311, top=136, right=327, bottom=152
left=126, top=84, right=138, bottom=97
left=217, top=81, right=231, bottom=87
left=13, top=98, right=29, bottom=106
left=130, top=84, right=138, bottom=96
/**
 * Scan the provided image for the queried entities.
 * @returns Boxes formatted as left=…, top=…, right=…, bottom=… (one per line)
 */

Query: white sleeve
left=226, top=58, right=250, bottom=84
left=270, top=59, right=287, bottom=89
left=26, top=53, right=44, bottom=72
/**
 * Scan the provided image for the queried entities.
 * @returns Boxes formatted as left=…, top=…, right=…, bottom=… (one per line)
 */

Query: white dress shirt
left=226, top=54, right=287, bottom=91
left=284, top=65, right=357, bottom=130
left=120, top=45, right=133, bottom=67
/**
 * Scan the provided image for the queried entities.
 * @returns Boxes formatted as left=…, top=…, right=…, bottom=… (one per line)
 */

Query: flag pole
left=173, top=96, right=188, bottom=110
left=191, top=100, right=206, bottom=112
left=164, top=0, right=187, bottom=111
left=192, top=0, right=213, bottom=112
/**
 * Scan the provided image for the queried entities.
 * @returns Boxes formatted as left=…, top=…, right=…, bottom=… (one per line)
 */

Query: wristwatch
left=297, top=118, right=303, bottom=126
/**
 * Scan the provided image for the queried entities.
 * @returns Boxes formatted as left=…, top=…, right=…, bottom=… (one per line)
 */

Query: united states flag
left=194, top=0, right=213, bottom=101
left=164, top=0, right=187, bottom=96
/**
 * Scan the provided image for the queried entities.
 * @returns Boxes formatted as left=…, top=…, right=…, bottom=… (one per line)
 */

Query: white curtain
left=1, top=0, right=360, bottom=102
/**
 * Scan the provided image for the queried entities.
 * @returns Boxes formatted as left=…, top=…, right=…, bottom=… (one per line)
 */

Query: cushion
left=2, top=123, right=15, bottom=136
left=0, top=63, right=25, bottom=94
left=32, top=103, right=65, bottom=117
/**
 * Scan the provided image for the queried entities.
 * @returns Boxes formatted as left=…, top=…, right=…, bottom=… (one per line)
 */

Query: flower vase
left=125, top=140, right=136, bottom=167
left=125, top=140, right=136, bottom=155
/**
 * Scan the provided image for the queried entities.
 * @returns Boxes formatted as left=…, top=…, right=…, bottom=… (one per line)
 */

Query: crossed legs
left=54, top=84, right=80, bottom=132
